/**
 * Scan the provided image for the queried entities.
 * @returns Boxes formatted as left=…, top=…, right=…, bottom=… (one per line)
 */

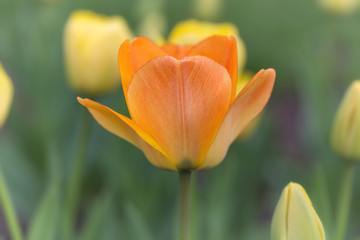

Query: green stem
left=334, top=162, right=356, bottom=240
left=0, top=168, right=23, bottom=240
left=179, top=170, right=191, bottom=240
left=62, top=109, right=92, bottom=240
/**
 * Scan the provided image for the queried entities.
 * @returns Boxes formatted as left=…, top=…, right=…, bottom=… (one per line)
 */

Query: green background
left=1, top=0, right=360, bottom=239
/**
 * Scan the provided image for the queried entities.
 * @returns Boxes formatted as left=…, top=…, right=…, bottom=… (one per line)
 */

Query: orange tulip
left=78, top=36, right=275, bottom=171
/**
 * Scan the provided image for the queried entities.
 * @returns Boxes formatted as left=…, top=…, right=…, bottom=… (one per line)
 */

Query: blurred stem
left=179, top=170, right=191, bottom=240
left=0, top=168, right=23, bottom=240
left=334, top=162, right=355, bottom=240
left=62, top=109, right=92, bottom=240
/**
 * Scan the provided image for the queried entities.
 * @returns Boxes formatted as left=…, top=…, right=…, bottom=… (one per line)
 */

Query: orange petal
left=78, top=97, right=177, bottom=170
left=118, top=40, right=134, bottom=102
left=161, top=43, right=194, bottom=59
left=127, top=56, right=232, bottom=169
left=118, top=37, right=168, bottom=101
left=188, top=35, right=238, bottom=102
left=129, top=37, right=168, bottom=72
left=197, top=68, right=276, bottom=169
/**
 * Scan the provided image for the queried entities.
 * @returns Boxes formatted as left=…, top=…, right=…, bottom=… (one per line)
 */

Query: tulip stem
left=334, top=162, right=355, bottom=240
left=0, top=168, right=23, bottom=240
left=62, top=109, right=92, bottom=240
left=179, top=170, right=192, bottom=240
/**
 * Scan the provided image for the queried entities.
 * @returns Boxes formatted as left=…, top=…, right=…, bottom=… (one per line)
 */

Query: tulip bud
left=331, top=81, right=360, bottom=160
left=271, top=182, right=326, bottom=240
left=168, top=20, right=246, bottom=75
left=0, top=63, right=13, bottom=128
left=64, top=10, right=133, bottom=96
left=318, top=0, right=359, bottom=14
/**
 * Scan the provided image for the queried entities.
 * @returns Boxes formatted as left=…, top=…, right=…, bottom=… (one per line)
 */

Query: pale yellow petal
left=64, top=10, right=133, bottom=95
left=271, top=182, right=326, bottom=240
left=0, top=63, right=13, bottom=128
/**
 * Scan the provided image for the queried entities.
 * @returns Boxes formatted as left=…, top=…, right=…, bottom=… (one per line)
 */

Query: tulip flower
left=271, top=182, right=326, bottom=240
left=331, top=81, right=360, bottom=240
left=331, top=81, right=360, bottom=160
left=64, top=10, right=133, bottom=96
left=0, top=63, right=13, bottom=128
left=318, top=0, right=359, bottom=14
left=168, top=20, right=247, bottom=75
left=79, top=36, right=275, bottom=171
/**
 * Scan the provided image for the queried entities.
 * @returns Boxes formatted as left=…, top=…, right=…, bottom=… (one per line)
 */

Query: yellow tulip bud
left=237, top=71, right=261, bottom=141
left=271, top=182, right=326, bottom=240
left=318, top=0, right=359, bottom=14
left=64, top=10, right=133, bottom=96
left=331, top=81, right=360, bottom=160
left=0, top=63, right=13, bottom=128
left=168, top=20, right=247, bottom=75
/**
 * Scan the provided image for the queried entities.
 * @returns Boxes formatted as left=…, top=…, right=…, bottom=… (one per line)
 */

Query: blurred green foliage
left=1, top=0, right=360, bottom=239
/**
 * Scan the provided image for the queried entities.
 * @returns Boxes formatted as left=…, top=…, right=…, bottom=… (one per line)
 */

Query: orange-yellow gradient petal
left=161, top=43, right=194, bottom=59
left=188, top=35, right=238, bottom=102
left=118, top=37, right=168, bottom=100
left=198, top=68, right=276, bottom=169
left=78, top=97, right=177, bottom=170
left=127, top=56, right=232, bottom=169
left=118, top=39, right=133, bottom=101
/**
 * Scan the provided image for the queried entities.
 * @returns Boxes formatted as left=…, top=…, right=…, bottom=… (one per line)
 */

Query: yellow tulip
left=331, top=81, right=360, bottom=160
left=168, top=19, right=247, bottom=75
left=318, top=0, right=359, bottom=14
left=64, top=10, right=133, bottom=96
left=79, top=36, right=275, bottom=171
left=271, top=182, right=326, bottom=240
left=0, top=63, right=13, bottom=128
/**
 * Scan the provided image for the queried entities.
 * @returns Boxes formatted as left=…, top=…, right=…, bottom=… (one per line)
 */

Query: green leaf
left=27, top=143, right=61, bottom=240
left=26, top=184, right=60, bottom=240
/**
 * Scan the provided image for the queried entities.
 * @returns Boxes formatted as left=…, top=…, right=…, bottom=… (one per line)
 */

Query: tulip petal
left=118, top=39, right=134, bottom=102
left=161, top=43, right=194, bottom=59
left=78, top=97, right=177, bottom=170
left=271, top=182, right=326, bottom=240
left=188, top=35, right=238, bottom=102
left=198, top=68, right=275, bottom=169
left=127, top=56, right=232, bottom=169
left=118, top=37, right=168, bottom=101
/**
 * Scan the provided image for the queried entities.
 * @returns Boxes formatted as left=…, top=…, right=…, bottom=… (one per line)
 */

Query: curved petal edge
left=197, top=68, right=276, bottom=169
left=77, top=97, right=177, bottom=170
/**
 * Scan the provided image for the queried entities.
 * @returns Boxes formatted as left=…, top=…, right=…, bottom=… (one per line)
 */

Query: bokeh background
left=1, top=0, right=360, bottom=239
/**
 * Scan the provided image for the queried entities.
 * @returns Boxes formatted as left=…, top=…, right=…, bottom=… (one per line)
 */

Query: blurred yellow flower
left=64, top=10, right=133, bottom=96
left=0, top=63, right=13, bottom=128
left=319, top=0, right=359, bottom=14
left=79, top=36, right=275, bottom=171
left=271, top=182, right=326, bottom=240
left=168, top=20, right=247, bottom=75
left=331, top=81, right=360, bottom=160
